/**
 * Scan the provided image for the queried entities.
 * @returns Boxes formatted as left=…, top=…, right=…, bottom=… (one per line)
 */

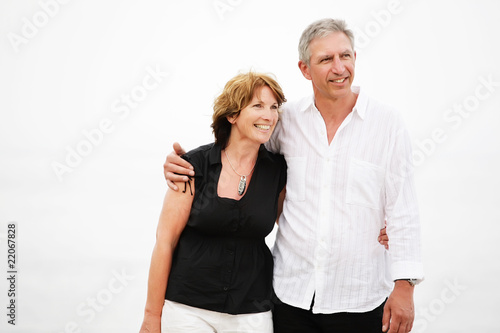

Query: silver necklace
left=223, top=149, right=256, bottom=195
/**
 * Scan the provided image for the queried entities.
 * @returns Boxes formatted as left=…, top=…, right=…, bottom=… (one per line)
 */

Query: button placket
left=222, top=242, right=236, bottom=292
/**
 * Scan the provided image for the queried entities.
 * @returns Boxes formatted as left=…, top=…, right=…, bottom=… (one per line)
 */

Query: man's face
left=299, top=32, right=356, bottom=102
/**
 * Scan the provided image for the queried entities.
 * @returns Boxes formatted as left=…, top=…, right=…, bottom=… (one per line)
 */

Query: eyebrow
left=317, top=49, right=353, bottom=57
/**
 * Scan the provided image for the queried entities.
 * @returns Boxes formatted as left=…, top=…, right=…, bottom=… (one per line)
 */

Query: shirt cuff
left=391, top=260, right=425, bottom=284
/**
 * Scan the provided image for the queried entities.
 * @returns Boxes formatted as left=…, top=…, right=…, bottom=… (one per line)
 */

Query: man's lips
left=329, top=77, right=348, bottom=83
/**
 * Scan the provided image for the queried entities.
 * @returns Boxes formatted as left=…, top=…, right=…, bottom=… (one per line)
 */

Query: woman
left=139, top=72, right=287, bottom=332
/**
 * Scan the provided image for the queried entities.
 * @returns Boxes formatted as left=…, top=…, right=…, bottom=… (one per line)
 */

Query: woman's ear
left=226, top=113, right=237, bottom=124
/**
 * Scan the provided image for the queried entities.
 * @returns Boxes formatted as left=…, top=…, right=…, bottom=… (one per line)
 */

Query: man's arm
left=382, top=123, right=424, bottom=333
left=163, top=142, right=194, bottom=191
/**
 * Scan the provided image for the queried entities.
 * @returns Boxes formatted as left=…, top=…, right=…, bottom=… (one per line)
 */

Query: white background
left=1, top=0, right=499, bottom=332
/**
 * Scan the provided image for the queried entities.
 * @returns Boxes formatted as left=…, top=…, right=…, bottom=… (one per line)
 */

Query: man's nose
left=331, top=56, right=345, bottom=74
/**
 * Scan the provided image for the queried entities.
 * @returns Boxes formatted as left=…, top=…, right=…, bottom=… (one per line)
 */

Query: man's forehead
left=311, top=46, right=354, bottom=59
left=309, top=32, right=354, bottom=54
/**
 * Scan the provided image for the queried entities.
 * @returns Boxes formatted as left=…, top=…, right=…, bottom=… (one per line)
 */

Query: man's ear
left=298, top=60, right=312, bottom=80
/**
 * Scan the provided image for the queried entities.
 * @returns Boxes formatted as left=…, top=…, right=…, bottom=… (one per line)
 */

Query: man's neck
left=314, top=90, right=357, bottom=123
left=314, top=90, right=358, bottom=144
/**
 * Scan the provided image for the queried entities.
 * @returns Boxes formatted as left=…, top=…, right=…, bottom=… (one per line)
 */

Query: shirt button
left=223, top=286, right=228, bottom=291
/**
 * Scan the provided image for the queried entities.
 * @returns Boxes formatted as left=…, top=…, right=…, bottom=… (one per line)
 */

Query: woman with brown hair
left=139, top=71, right=287, bottom=332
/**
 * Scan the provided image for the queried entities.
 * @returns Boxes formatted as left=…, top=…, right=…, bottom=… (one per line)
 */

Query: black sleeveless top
left=165, top=143, right=287, bottom=314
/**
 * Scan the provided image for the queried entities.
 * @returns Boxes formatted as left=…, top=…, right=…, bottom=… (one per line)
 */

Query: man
left=164, top=19, right=423, bottom=333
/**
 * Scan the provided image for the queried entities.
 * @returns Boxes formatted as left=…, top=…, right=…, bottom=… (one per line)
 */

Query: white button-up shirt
left=266, top=86, right=424, bottom=314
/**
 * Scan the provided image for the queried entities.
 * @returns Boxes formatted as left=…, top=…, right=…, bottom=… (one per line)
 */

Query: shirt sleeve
left=181, top=143, right=214, bottom=179
left=384, top=120, right=424, bottom=283
left=278, top=154, right=287, bottom=193
left=264, top=119, right=282, bottom=154
left=181, top=153, right=201, bottom=177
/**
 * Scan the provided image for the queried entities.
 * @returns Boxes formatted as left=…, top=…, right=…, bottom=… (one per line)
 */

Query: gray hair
left=298, top=18, right=355, bottom=66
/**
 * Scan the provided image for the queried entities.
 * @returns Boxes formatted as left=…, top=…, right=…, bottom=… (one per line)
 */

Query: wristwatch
left=395, top=279, right=418, bottom=287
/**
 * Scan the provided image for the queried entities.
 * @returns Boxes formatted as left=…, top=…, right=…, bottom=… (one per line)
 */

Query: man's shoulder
left=361, top=90, right=404, bottom=125
left=282, top=95, right=314, bottom=114
left=261, top=146, right=285, bottom=165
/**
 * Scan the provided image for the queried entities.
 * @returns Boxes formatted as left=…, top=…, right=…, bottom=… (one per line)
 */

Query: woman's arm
left=139, top=178, right=195, bottom=333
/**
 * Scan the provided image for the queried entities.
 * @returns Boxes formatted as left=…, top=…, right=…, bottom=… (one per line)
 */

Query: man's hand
left=382, top=280, right=415, bottom=333
left=163, top=142, right=194, bottom=191
left=139, top=312, right=161, bottom=333
left=378, top=227, right=389, bottom=250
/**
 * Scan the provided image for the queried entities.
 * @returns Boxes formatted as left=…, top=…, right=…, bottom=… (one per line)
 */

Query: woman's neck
left=223, top=139, right=259, bottom=173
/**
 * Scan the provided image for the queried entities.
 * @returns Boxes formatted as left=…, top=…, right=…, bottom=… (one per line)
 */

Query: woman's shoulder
left=182, top=142, right=219, bottom=176
left=183, top=142, right=215, bottom=160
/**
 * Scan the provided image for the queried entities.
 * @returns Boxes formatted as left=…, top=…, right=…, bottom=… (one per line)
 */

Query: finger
left=167, top=179, right=178, bottom=191
left=378, top=235, right=389, bottom=245
left=389, top=321, right=401, bottom=333
left=165, top=154, right=194, bottom=173
left=165, top=163, right=195, bottom=178
left=173, top=142, right=186, bottom=155
left=165, top=153, right=192, bottom=168
left=166, top=171, right=191, bottom=183
left=407, top=316, right=414, bottom=333
left=378, top=240, right=389, bottom=249
left=382, top=304, right=391, bottom=332
left=379, top=234, right=389, bottom=241
left=401, top=321, right=410, bottom=333
left=403, top=310, right=414, bottom=333
left=164, top=153, right=194, bottom=173
left=388, top=311, right=404, bottom=333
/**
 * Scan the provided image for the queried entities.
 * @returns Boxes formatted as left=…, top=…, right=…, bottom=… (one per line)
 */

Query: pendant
left=238, top=176, right=246, bottom=195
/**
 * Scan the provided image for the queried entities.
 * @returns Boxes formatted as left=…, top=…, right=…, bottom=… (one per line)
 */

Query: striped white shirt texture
left=266, top=86, right=424, bottom=314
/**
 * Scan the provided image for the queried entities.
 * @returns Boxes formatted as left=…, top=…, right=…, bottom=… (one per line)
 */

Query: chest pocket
left=346, top=158, right=385, bottom=210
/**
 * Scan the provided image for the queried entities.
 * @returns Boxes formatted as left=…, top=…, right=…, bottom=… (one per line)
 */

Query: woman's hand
left=378, top=227, right=389, bottom=250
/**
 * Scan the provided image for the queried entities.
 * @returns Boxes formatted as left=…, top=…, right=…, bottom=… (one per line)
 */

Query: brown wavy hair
left=211, top=72, right=286, bottom=149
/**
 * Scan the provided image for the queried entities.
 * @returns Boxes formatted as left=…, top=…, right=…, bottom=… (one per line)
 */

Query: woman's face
left=228, top=86, right=280, bottom=146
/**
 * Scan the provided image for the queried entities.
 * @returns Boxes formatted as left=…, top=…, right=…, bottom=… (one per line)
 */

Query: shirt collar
left=351, top=86, right=367, bottom=120
left=208, top=142, right=273, bottom=166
